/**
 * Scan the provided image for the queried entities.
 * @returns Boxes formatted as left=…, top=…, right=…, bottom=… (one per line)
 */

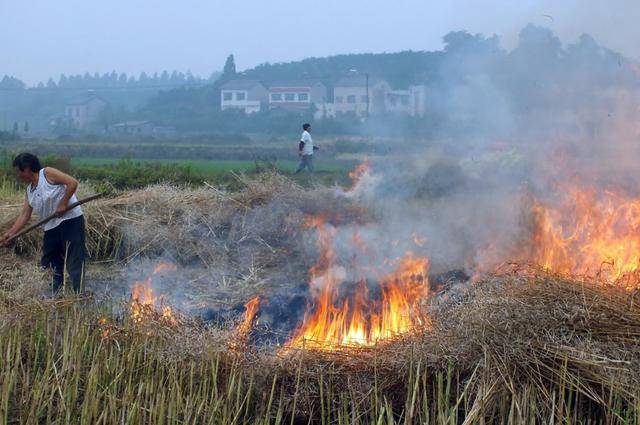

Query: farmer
left=2, top=153, right=86, bottom=293
left=295, top=123, right=318, bottom=174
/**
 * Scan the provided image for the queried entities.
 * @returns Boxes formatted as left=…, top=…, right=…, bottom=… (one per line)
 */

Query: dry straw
left=2, top=174, right=640, bottom=422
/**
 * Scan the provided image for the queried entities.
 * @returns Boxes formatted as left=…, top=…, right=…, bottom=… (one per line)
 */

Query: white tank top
left=27, top=168, right=83, bottom=232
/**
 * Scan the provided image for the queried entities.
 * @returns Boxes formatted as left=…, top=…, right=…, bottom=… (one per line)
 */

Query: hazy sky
left=1, top=0, right=638, bottom=85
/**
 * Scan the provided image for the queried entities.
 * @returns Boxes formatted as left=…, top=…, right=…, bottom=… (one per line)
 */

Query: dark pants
left=295, top=154, right=314, bottom=173
left=41, top=215, right=86, bottom=293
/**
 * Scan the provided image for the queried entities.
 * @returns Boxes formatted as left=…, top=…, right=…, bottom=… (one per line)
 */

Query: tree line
left=0, top=70, right=221, bottom=91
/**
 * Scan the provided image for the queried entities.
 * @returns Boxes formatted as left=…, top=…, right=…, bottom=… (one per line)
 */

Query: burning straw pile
left=2, top=172, right=640, bottom=422
left=254, top=271, right=640, bottom=423
left=2, top=260, right=639, bottom=422
left=2, top=172, right=365, bottom=307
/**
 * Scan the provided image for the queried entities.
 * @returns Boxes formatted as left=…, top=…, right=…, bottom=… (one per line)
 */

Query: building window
left=284, top=93, right=295, bottom=101
left=360, top=95, right=368, bottom=103
left=347, top=95, right=356, bottom=104
left=298, top=93, right=308, bottom=101
left=401, top=97, right=409, bottom=106
left=236, top=92, right=246, bottom=101
left=335, top=96, right=343, bottom=103
left=271, top=93, right=282, bottom=101
left=223, top=92, right=232, bottom=101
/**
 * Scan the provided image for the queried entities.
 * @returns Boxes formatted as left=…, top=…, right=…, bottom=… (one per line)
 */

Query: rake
left=3, top=193, right=103, bottom=246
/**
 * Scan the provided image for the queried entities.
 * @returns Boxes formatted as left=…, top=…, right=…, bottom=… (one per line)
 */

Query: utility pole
left=365, top=73, right=370, bottom=120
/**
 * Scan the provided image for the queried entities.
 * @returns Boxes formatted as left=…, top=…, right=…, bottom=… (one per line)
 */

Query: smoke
left=113, top=24, right=640, bottom=343
left=329, top=24, right=640, bottom=280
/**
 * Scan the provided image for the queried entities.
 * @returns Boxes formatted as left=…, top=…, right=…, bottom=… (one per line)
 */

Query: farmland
left=2, top=160, right=640, bottom=423
left=3, top=4, right=640, bottom=422
left=72, top=157, right=348, bottom=173
left=0, top=135, right=363, bottom=191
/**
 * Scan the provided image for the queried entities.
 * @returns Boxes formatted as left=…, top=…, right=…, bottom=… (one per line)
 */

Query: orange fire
left=97, top=317, right=112, bottom=339
left=530, top=185, right=640, bottom=285
left=347, top=159, right=371, bottom=192
left=285, top=217, right=430, bottom=350
left=130, top=262, right=178, bottom=325
left=228, top=296, right=261, bottom=351
left=239, top=296, right=261, bottom=334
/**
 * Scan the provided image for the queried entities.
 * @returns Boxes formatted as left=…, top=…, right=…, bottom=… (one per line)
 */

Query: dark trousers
left=295, top=154, right=314, bottom=173
left=41, top=215, right=86, bottom=293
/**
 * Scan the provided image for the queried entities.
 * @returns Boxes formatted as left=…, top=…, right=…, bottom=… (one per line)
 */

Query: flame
left=97, top=317, right=112, bottom=339
left=530, top=185, right=640, bottom=285
left=130, top=262, right=178, bottom=325
left=347, top=159, right=371, bottom=192
left=239, top=297, right=261, bottom=333
left=285, top=217, right=430, bottom=351
left=228, top=296, right=261, bottom=351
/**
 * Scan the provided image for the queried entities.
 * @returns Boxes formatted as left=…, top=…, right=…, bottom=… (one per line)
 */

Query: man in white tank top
left=295, top=123, right=319, bottom=174
left=2, top=153, right=86, bottom=293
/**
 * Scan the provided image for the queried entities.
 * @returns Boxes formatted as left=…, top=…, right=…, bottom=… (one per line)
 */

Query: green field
left=0, top=154, right=356, bottom=193
left=71, top=157, right=353, bottom=174
left=64, top=157, right=357, bottom=190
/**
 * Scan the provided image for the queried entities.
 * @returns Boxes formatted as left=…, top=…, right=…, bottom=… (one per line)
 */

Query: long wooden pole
left=4, top=193, right=103, bottom=245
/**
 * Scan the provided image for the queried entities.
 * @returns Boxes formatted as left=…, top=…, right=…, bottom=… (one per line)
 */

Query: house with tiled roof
left=64, top=91, right=108, bottom=129
left=220, top=80, right=268, bottom=113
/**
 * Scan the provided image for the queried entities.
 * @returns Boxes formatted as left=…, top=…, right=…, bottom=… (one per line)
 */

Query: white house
left=267, top=80, right=327, bottom=111
left=220, top=80, right=268, bottom=113
left=332, top=76, right=391, bottom=117
left=385, top=85, right=427, bottom=117
left=64, top=92, right=108, bottom=129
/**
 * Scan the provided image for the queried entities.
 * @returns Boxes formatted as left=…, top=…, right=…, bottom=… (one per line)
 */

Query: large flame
left=530, top=184, right=640, bottom=285
left=130, top=262, right=178, bottom=325
left=285, top=216, right=430, bottom=350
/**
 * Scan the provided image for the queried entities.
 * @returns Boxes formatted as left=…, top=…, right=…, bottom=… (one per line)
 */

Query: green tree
left=0, top=75, right=26, bottom=90
left=223, top=54, right=237, bottom=79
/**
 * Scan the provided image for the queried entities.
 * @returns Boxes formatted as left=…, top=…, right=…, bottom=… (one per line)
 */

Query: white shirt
left=301, top=130, right=313, bottom=155
left=27, top=168, right=83, bottom=231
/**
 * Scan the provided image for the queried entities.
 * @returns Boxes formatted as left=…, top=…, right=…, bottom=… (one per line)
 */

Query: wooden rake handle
left=4, top=193, right=103, bottom=245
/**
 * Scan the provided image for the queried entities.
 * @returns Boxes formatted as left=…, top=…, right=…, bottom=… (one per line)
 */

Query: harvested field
left=2, top=172, right=640, bottom=423
left=1, top=262, right=639, bottom=423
